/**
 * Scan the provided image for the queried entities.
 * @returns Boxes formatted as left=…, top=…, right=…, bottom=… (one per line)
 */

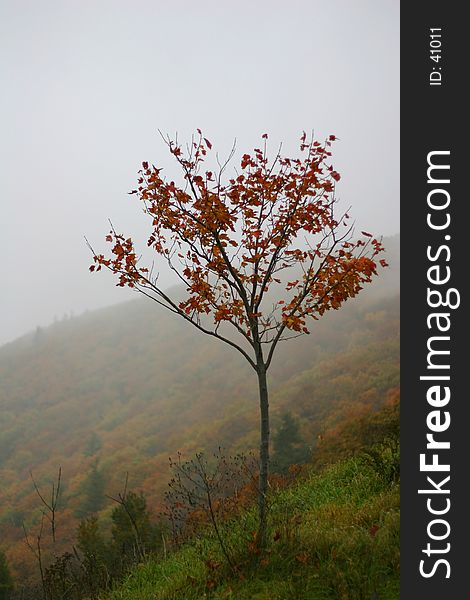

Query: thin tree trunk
left=256, top=362, right=270, bottom=549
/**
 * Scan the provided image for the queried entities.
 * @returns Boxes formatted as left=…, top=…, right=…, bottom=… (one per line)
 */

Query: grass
left=100, top=456, right=399, bottom=600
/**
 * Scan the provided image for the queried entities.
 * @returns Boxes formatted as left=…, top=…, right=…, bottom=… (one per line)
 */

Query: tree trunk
left=256, top=361, right=270, bottom=550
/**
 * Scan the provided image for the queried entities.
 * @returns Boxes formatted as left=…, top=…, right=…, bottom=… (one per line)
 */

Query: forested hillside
left=0, top=236, right=399, bottom=588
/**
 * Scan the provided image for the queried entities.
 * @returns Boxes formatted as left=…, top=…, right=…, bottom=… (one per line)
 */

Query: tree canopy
left=90, top=131, right=385, bottom=370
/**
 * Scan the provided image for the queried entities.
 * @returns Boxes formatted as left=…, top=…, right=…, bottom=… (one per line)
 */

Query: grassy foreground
left=101, top=457, right=399, bottom=600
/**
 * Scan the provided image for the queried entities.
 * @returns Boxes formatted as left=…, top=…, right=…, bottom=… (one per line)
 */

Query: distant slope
left=0, top=235, right=399, bottom=584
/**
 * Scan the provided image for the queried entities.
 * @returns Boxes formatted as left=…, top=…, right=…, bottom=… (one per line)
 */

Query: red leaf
left=369, top=525, right=380, bottom=538
left=295, top=552, right=309, bottom=564
left=204, top=138, right=212, bottom=150
left=331, top=171, right=341, bottom=182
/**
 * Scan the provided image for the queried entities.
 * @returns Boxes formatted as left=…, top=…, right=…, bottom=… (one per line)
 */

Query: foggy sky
left=0, top=0, right=399, bottom=347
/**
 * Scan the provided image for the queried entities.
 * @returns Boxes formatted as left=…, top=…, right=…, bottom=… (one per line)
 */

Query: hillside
left=0, top=236, right=399, bottom=587
left=101, top=455, right=400, bottom=600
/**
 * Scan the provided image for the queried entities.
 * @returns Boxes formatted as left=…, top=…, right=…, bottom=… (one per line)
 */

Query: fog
left=0, top=0, right=399, bottom=346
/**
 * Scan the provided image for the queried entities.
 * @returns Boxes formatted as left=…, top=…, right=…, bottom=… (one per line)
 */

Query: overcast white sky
left=0, top=0, right=399, bottom=346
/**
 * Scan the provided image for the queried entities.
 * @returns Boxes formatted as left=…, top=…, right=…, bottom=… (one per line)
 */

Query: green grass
left=101, top=457, right=399, bottom=600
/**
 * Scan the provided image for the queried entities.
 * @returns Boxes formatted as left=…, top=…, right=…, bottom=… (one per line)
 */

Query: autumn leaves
left=90, top=131, right=385, bottom=346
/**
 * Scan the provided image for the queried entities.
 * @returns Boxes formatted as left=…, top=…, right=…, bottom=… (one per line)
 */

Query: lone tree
left=89, top=131, right=386, bottom=547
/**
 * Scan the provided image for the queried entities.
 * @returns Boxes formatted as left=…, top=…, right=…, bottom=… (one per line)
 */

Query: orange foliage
left=313, top=387, right=400, bottom=467
left=91, top=131, right=385, bottom=359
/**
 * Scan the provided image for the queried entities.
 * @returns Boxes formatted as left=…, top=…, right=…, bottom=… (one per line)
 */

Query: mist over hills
left=0, top=235, right=399, bottom=583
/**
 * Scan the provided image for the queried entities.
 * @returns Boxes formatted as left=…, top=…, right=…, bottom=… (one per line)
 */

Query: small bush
left=360, top=438, right=400, bottom=486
